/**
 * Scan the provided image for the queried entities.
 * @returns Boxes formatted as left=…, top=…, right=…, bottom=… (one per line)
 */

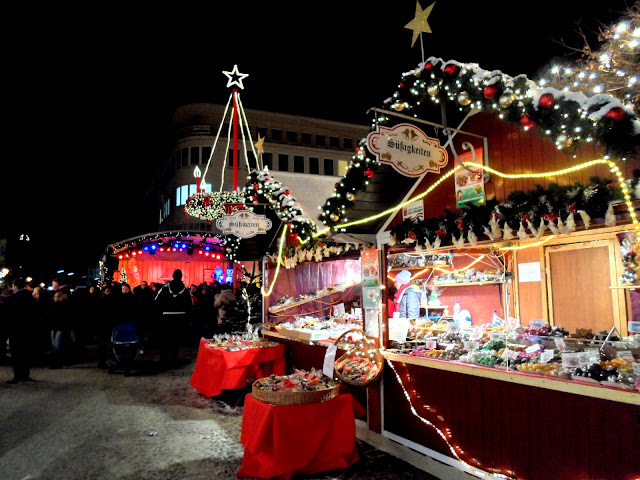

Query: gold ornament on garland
left=498, top=91, right=516, bottom=108
left=427, top=83, right=440, bottom=97
left=457, top=91, right=471, bottom=106
left=346, top=192, right=355, bottom=201
left=330, top=213, right=340, bottom=222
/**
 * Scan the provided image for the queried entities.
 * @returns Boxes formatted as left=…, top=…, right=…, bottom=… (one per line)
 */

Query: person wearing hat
left=392, top=270, right=422, bottom=319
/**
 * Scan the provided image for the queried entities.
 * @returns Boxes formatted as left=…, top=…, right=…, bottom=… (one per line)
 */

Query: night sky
left=2, top=1, right=632, bottom=281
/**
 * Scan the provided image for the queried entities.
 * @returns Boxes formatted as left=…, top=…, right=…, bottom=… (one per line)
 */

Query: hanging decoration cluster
left=390, top=178, right=623, bottom=249
left=318, top=143, right=379, bottom=229
left=244, top=168, right=317, bottom=243
left=267, top=239, right=361, bottom=269
left=185, top=190, right=246, bottom=223
left=388, top=56, right=639, bottom=159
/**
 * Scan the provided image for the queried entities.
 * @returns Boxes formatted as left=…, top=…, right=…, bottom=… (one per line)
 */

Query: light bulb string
left=202, top=94, right=233, bottom=183
left=261, top=224, right=288, bottom=297
left=320, top=158, right=638, bottom=236
left=268, top=285, right=356, bottom=317
left=386, top=359, right=517, bottom=480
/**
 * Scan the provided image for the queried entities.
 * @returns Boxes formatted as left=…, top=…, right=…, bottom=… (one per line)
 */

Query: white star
left=222, top=64, right=249, bottom=90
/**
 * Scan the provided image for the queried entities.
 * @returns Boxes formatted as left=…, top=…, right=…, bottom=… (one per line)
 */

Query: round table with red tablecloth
left=236, top=393, right=364, bottom=479
left=190, top=338, right=286, bottom=397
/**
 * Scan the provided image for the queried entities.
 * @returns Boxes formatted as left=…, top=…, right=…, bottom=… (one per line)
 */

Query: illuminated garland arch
left=317, top=57, right=640, bottom=230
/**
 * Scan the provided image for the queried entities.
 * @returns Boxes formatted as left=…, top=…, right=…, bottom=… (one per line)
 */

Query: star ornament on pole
left=222, top=64, right=249, bottom=90
left=405, top=1, right=435, bottom=47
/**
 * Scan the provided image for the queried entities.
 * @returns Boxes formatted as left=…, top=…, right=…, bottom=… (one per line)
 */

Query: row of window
left=175, top=146, right=346, bottom=176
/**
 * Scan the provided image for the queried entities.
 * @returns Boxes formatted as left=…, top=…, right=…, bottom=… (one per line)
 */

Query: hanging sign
left=216, top=210, right=272, bottom=239
left=366, top=123, right=448, bottom=177
left=454, top=147, right=486, bottom=208
left=402, top=200, right=424, bottom=221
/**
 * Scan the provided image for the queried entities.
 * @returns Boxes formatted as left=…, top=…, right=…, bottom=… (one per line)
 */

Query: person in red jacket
left=392, top=270, right=422, bottom=319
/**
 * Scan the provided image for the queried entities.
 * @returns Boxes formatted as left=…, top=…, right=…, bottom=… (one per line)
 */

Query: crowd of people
left=0, top=269, right=238, bottom=383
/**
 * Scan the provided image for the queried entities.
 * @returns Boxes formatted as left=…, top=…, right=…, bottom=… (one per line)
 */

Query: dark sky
left=2, top=1, right=632, bottom=279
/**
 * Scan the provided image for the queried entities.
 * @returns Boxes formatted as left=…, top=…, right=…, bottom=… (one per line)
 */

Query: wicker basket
left=333, top=329, right=384, bottom=387
left=252, top=379, right=340, bottom=405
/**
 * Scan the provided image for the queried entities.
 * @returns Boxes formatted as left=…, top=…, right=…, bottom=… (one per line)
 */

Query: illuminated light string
left=314, top=158, right=639, bottom=237
left=386, top=359, right=518, bottom=480
left=261, top=223, right=288, bottom=297
left=497, top=235, right=556, bottom=251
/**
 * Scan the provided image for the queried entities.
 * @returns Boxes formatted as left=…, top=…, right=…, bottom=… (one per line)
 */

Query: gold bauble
left=346, top=192, right=355, bottom=201
left=499, top=91, right=516, bottom=108
left=457, top=91, right=471, bottom=106
left=330, top=213, right=339, bottom=222
left=427, top=83, right=439, bottom=97
left=392, top=102, right=406, bottom=111
left=556, top=134, right=573, bottom=149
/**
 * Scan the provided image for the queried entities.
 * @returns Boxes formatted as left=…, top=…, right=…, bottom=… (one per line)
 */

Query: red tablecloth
left=236, top=393, right=360, bottom=479
left=190, top=338, right=286, bottom=397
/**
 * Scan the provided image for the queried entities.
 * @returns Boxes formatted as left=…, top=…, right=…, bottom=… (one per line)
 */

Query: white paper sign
left=501, top=349, right=519, bottom=359
left=540, top=349, right=555, bottom=364
left=464, top=341, right=480, bottom=350
left=554, top=337, right=567, bottom=352
left=323, top=344, right=338, bottom=378
left=424, top=340, right=437, bottom=350
left=561, top=352, right=581, bottom=368
left=529, top=319, right=547, bottom=330
left=469, top=326, right=483, bottom=341
left=579, top=350, right=599, bottom=366
left=518, top=262, right=541, bottom=283
left=333, top=303, right=346, bottom=317
left=525, top=344, right=543, bottom=355
left=633, top=362, right=640, bottom=376
left=389, top=317, right=410, bottom=343
left=628, top=321, right=640, bottom=333
left=447, top=322, right=461, bottom=333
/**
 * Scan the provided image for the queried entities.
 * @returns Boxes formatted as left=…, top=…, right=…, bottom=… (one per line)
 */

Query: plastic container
left=453, top=300, right=461, bottom=315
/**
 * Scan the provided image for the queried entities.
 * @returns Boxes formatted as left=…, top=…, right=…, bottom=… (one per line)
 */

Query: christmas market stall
left=311, top=50, right=640, bottom=480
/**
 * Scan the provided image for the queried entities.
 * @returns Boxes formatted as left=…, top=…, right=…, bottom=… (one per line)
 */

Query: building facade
left=153, top=103, right=370, bottom=233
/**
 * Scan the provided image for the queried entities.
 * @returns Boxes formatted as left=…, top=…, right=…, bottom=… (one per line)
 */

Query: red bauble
left=483, top=84, right=498, bottom=100
left=399, top=82, right=405, bottom=89
left=456, top=217, right=465, bottom=230
left=538, top=93, right=555, bottom=109
left=520, top=115, right=535, bottom=129
left=408, top=231, right=417, bottom=240
left=605, top=107, right=625, bottom=121
left=444, top=64, right=459, bottom=76
left=253, top=183, right=259, bottom=190
left=364, top=168, right=375, bottom=178
left=424, top=61, right=433, bottom=70
left=252, top=195, right=258, bottom=202
left=284, top=189, right=290, bottom=196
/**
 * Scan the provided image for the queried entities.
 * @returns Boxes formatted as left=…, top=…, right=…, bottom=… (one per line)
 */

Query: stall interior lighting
left=261, top=223, right=288, bottom=297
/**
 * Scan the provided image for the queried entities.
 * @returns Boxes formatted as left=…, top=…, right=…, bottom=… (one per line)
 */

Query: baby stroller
left=109, top=322, right=141, bottom=375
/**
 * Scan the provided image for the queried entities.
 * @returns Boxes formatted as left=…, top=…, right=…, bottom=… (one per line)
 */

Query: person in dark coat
left=5, top=278, right=38, bottom=383
left=154, top=269, right=192, bottom=367
left=48, top=289, right=72, bottom=369
left=97, top=286, right=118, bottom=368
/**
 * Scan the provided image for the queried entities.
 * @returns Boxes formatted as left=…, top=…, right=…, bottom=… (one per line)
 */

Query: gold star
left=255, top=133, right=265, bottom=157
left=405, top=1, right=435, bottom=48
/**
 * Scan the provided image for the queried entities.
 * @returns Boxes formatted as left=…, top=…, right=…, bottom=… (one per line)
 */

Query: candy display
left=388, top=320, right=640, bottom=392
left=252, top=369, right=341, bottom=405
left=334, top=356, right=381, bottom=384
left=206, top=335, right=280, bottom=351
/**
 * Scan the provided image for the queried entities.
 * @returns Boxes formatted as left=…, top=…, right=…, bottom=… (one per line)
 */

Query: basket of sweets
left=333, top=329, right=384, bottom=387
left=252, top=368, right=340, bottom=405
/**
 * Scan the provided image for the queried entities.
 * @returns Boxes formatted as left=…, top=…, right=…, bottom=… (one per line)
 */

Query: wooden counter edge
left=383, top=351, right=640, bottom=406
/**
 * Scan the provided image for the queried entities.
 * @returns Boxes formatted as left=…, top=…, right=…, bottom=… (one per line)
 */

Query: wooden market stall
left=302, top=55, right=640, bottom=480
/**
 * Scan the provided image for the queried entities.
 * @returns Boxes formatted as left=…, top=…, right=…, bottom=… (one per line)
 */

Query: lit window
left=338, top=160, right=348, bottom=176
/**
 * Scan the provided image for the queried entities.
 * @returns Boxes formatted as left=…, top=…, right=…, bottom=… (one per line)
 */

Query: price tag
left=445, top=344, right=457, bottom=351
left=561, top=352, right=581, bottom=368
left=489, top=331, right=502, bottom=341
left=389, top=317, right=410, bottom=343
left=579, top=349, right=599, bottom=367
left=323, top=344, right=338, bottom=378
left=554, top=337, right=567, bottom=352
left=469, top=326, right=483, bottom=341
left=501, top=348, right=518, bottom=359
left=529, top=319, right=546, bottom=330
left=424, top=340, right=437, bottom=350
left=540, top=349, right=555, bottom=364
left=525, top=344, right=542, bottom=355
left=333, top=303, right=346, bottom=317
left=616, top=350, right=634, bottom=361
left=464, top=341, right=480, bottom=350
left=447, top=322, right=461, bottom=333
left=633, top=362, right=640, bottom=376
